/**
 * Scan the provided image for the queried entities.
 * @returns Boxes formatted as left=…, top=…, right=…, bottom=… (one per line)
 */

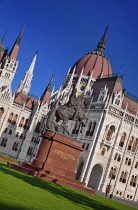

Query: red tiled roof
left=14, top=92, right=38, bottom=109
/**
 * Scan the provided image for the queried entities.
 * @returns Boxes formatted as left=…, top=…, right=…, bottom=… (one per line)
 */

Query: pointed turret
left=0, top=32, right=7, bottom=61
left=40, top=75, right=53, bottom=105
left=97, top=24, right=109, bottom=52
left=16, top=51, right=38, bottom=95
left=9, top=25, right=25, bottom=60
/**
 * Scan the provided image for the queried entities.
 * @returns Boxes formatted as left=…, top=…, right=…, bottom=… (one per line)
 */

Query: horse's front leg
left=62, top=119, right=69, bottom=135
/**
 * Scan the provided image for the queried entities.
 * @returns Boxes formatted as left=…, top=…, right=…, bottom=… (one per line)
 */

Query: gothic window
left=86, top=121, right=96, bottom=136
left=125, top=157, right=131, bottom=165
left=113, top=91, right=122, bottom=106
left=20, top=134, right=23, bottom=139
left=23, top=119, right=29, bottom=129
left=0, top=107, right=4, bottom=118
left=101, top=148, right=106, bottom=156
left=135, top=162, right=138, bottom=169
left=119, top=133, right=126, bottom=147
left=82, top=143, right=85, bottom=149
left=9, top=129, right=12, bottom=135
left=12, top=142, right=18, bottom=151
left=0, top=138, right=7, bottom=147
left=72, top=121, right=81, bottom=134
left=4, top=128, right=8, bottom=133
left=27, top=147, right=33, bottom=156
left=127, top=137, right=134, bottom=151
left=35, top=122, right=41, bottom=133
left=132, top=138, right=138, bottom=152
left=130, top=175, right=137, bottom=187
left=16, top=132, right=19, bottom=137
left=114, top=153, right=121, bottom=161
left=119, top=171, right=127, bottom=183
left=109, top=167, right=117, bottom=179
left=98, top=85, right=108, bottom=102
left=106, top=125, right=115, bottom=141
left=31, top=137, right=35, bottom=142
left=19, top=117, right=25, bottom=127
left=12, top=114, right=18, bottom=125
left=7, top=113, right=13, bottom=123
left=86, top=143, right=89, bottom=150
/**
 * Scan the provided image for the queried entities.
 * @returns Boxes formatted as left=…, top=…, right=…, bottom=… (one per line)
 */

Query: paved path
left=96, top=191, right=138, bottom=209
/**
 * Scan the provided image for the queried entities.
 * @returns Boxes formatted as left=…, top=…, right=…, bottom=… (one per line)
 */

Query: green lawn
left=0, top=161, right=137, bottom=210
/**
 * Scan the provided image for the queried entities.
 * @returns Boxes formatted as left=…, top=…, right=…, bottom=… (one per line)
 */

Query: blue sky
left=0, top=0, right=138, bottom=98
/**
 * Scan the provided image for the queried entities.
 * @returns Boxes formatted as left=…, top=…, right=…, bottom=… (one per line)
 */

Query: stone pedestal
left=32, top=131, right=83, bottom=179
left=8, top=130, right=95, bottom=195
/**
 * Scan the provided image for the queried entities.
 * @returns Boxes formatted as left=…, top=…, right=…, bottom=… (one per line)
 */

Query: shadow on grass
left=0, top=162, right=118, bottom=210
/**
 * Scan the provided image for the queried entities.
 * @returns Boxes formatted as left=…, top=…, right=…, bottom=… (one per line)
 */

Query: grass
left=0, top=161, right=137, bottom=210
left=0, top=153, right=19, bottom=164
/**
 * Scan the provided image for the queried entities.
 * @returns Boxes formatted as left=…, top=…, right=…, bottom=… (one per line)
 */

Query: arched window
left=35, top=121, right=41, bottom=133
left=127, top=137, right=134, bottom=151
left=130, top=175, right=137, bottom=187
left=0, top=107, right=4, bottom=118
left=101, top=148, right=106, bottom=156
left=119, top=133, right=126, bottom=147
left=119, top=171, right=127, bottom=183
left=72, top=121, right=81, bottom=134
left=23, top=118, right=29, bottom=129
left=109, top=167, right=117, bottom=179
left=12, top=142, right=18, bottom=151
left=27, top=147, right=33, bottom=155
left=135, top=162, right=138, bottom=169
left=9, top=129, right=12, bottom=135
left=7, top=113, right=13, bottom=123
left=20, top=133, right=23, bottom=139
left=4, top=128, right=8, bottom=133
left=12, top=114, right=18, bottom=125
left=106, top=125, right=115, bottom=141
left=132, top=138, right=138, bottom=152
left=0, top=138, right=7, bottom=147
left=19, top=117, right=25, bottom=127
left=114, top=153, right=121, bottom=162
left=86, top=121, right=96, bottom=136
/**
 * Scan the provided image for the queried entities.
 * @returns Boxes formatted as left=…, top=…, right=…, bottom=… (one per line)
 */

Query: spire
left=46, top=75, right=54, bottom=92
left=40, top=75, right=54, bottom=105
left=9, top=24, right=25, bottom=59
left=16, top=51, right=37, bottom=95
left=97, top=23, right=109, bottom=52
left=0, top=32, right=6, bottom=45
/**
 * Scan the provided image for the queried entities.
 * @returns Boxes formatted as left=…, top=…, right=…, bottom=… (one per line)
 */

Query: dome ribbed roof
left=69, top=24, right=113, bottom=78
left=70, top=50, right=112, bottom=78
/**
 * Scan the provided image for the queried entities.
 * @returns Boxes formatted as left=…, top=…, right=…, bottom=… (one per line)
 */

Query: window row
left=82, top=142, right=89, bottom=150
left=0, top=139, right=35, bottom=155
left=4, top=129, right=26, bottom=139
left=7, top=113, right=29, bottom=129
left=31, top=137, right=40, bottom=144
left=72, top=121, right=96, bottom=136
left=109, top=167, right=137, bottom=187
left=105, top=126, right=138, bottom=152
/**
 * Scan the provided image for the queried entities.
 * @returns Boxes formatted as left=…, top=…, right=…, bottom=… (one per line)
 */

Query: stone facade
left=0, top=26, right=138, bottom=202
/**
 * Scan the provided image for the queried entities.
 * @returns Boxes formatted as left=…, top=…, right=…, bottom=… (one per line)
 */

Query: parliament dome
left=69, top=25, right=113, bottom=78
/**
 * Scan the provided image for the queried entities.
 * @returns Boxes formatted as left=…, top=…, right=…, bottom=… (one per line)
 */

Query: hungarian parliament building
left=0, top=25, right=138, bottom=202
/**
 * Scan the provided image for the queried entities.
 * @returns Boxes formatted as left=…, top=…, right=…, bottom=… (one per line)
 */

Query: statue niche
left=46, top=89, right=90, bottom=135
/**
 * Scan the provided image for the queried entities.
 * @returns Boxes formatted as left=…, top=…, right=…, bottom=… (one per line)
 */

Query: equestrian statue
left=46, top=89, right=90, bottom=135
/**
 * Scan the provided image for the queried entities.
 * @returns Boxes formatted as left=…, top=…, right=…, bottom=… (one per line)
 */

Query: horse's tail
left=46, top=109, right=56, bottom=129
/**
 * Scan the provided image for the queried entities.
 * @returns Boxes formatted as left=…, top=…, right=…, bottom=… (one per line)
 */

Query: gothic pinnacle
left=97, top=23, right=109, bottom=52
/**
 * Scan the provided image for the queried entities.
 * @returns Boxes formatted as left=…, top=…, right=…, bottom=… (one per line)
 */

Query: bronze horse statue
left=46, top=93, right=90, bottom=135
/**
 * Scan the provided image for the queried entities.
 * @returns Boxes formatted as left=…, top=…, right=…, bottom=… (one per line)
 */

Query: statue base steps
left=8, top=131, right=95, bottom=195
